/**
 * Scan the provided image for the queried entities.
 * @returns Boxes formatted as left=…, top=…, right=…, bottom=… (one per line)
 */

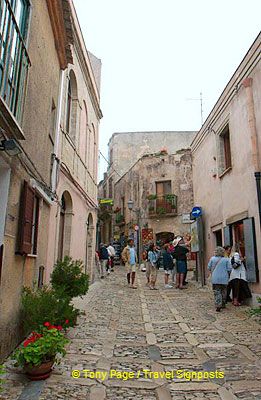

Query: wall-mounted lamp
left=0, top=139, right=21, bottom=156
left=127, top=199, right=134, bottom=211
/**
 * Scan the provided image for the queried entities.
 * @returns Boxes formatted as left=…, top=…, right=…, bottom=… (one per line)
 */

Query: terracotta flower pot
left=25, top=360, right=54, bottom=381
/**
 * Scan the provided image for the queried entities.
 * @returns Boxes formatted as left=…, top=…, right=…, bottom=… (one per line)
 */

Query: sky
left=73, top=0, right=261, bottom=180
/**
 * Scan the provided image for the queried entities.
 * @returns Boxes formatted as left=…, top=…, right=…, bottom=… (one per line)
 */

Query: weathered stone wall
left=108, top=131, right=196, bottom=180
left=113, top=150, right=194, bottom=242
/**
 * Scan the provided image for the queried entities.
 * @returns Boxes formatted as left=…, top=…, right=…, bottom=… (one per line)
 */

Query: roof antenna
left=186, top=92, right=204, bottom=126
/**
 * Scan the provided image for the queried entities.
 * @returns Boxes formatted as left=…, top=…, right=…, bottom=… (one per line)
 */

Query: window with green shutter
left=0, top=0, right=31, bottom=123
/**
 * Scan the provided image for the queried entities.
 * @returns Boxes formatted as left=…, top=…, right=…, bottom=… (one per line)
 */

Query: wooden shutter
left=18, top=181, right=35, bottom=255
left=224, top=130, right=232, bottom=169
left=223, top=225, right=232, bottom=247
left=243, top=218, right=258, bottom=283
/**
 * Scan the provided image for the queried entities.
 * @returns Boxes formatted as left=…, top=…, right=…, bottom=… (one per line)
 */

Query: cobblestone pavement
left=1, top=268, right=261, bottom=400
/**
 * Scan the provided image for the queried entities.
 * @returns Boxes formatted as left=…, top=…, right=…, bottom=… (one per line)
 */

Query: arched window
left=82, top=101, right=88, bottom=164
left=65, top=80, right=72, bottom=134
left=87, top=124, right=93, bottom=175
left=92, top=124, right=97, bottom=179
left=65, top=70, right=78, bottom=142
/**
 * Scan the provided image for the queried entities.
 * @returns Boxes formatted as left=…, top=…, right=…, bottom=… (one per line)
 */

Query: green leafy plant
left=115, top=214, right=124, bottom=224
left=13, top=327, right=69, bottom=368
left=21, top=286, right=79, bottom=333
left=51, top=257, right=89, bottom=300
left=146, top=194, right=157, bottom=200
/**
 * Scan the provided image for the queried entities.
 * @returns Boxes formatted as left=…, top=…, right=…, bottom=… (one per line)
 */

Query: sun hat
left=173, top=236, right=182, bottom=247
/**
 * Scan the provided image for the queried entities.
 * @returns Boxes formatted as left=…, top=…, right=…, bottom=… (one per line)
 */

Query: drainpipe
left=242, top=77, right=261, bottom=229
left=51, top=69, right=65, bottom=193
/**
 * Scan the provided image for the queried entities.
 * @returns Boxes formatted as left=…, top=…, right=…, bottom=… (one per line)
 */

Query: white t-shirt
left=107, top=245, right=116, bottom=257
left=229, top=262, right=247, bottom=282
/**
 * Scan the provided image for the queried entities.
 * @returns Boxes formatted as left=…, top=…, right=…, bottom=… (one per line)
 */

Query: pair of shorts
left=164, top=269, right=172, bottom=275
left=126, top=263, right=136, bottom=273
left=176, top=260, right=187, bottom=274
left=150, top=265, right=157, bottom=279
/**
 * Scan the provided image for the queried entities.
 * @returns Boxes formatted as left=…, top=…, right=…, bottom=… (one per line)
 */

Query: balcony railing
left=0, top=0, right=30, bottom=124
left=148, top=194, right=177, bottom=216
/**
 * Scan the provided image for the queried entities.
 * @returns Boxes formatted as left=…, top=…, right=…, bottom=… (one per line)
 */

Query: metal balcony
left=148, top=194, right=177, bottom=216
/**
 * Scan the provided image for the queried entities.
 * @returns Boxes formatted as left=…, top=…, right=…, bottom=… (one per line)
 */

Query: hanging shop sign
left=99, top=198, right=114, bottom=206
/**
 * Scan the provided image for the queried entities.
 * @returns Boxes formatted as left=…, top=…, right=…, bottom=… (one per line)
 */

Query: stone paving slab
left=1, top=268, right=261, bottom=399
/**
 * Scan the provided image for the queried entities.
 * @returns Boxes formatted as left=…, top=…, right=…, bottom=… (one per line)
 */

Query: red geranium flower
left=65, top=319, right=69, bottom=324
left=44, top=322, right=50, bottom=327
left=57, top=325, right=63, bottom=331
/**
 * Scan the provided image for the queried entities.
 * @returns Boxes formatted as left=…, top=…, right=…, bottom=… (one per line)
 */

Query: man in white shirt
left=107, top=243, right=116, bottom=272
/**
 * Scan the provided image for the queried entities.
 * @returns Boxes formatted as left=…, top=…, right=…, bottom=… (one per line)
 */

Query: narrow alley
left=2, top=268, right=261, bottom=400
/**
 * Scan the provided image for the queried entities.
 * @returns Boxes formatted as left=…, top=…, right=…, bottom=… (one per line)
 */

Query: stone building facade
left=99, top=131, right=196, bottom=243
left=191, top=33, right=261, bottom=300
left=112, top=150, right=194, bottom=256
left=0, top=0, right=73, bottom=359
left=0, top=0, right=101, bottom=360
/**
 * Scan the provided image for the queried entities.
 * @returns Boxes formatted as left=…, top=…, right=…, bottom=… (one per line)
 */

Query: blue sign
left=191, top=206, right=202, bottom=218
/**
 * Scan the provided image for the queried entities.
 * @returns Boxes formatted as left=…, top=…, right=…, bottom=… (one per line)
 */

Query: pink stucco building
left=191, top=33, right=261, bottom=300
left=46, top=1, right=102, bottom=284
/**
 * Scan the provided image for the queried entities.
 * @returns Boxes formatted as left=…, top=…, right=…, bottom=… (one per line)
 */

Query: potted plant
left=13, top=325, right=69, bottom=381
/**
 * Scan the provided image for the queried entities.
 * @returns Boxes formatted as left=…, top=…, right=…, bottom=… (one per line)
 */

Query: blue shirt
left=208, top=256, right=232, bottom=285
left=129, top=246, right=136, bottom=265
left=148, top=251, right=158, bottom=266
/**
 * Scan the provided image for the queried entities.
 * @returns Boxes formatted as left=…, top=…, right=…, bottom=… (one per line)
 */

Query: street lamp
left=127, top=199, right=134, bottom=211
left=127, top=199, right=141, bottom=263
left=0, top=139, right=21, bottom=156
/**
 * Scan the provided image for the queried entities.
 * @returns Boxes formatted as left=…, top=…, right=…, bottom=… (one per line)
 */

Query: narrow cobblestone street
left=2, top=268, right=261, bottom=400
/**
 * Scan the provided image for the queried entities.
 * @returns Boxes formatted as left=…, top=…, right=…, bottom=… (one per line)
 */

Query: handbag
left=231, top=256, right=241, bottom=269
left=207, top=257, right=222, bottom=285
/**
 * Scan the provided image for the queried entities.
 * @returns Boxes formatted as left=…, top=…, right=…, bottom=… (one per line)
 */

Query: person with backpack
left=99, top=243, right=110, bottom=276
left=208, top=246, right=232, bottom=312
left=227, top=247, right=252, bottom=306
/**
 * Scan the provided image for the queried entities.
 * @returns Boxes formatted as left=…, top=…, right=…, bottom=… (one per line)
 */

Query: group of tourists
left=96, top=237, right=252, bottom=313
left=120, top=235, right=191, bottom=290
left=95, top=243, right=116, bottom=278
left=208, top=245, right=252, bottom=312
